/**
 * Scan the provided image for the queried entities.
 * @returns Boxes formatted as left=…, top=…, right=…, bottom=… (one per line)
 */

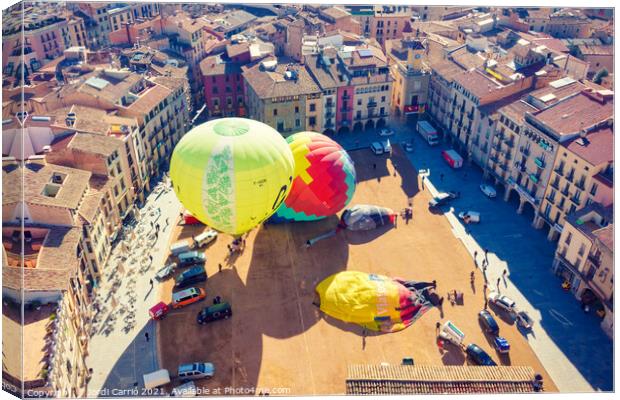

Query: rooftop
left=3, top=163, right=91, bottom=210
left=527, top=78, right=586, bottom=108
left=321, top=6, right=351, bottom=21
left=499, top=99, right=539, bottom=125
left=199, top=53, right=243, bottom=77
left=453, top=69, right=504, bottom=100
left=346, top=364, right=538, bottom=394
left=563, top=126, right=613, bottom=167
left=565, top=203, right=613, bottom=241
left=242, top=58, right=320, bottom=99
left=68, top=132, right=123, bottom=157
left=2, top=226, right=81, bottom=291
left=593, top=224, right=613, bottom=252
left=529, top=90, right=613, bottom=137
left=577, top=44, right=614, bottom=56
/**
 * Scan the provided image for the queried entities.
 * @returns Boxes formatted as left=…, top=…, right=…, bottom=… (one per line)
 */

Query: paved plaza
left=332, top=120, right=613, bottom=391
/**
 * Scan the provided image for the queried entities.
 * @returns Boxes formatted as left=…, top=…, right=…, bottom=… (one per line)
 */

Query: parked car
left=493, top=336, right=511, bottom=354
left=370, top=142, right=384, bottom=155
left=143, top=369, right=171, bottom=390
left=465, top=344, right=497, bottom=366
left=478, top=310, right=499, bottom=336
left=170, top=240, right=192, bottom=256
left=155, top=262, right=177, bottom=281
left=172, top=287, right=206, bottom=309
left=488, top=291, right=516, bottom=313
left=177, top=362, right=215, bottom=381
left=516, top=311, right=534, bottom=330
left=458, top=211, right=480, bottom=224
left=480, top=184, right=497, bottom=198
left=429, top=191, right=459, bottom=208
left=178, top=251, right=206, bottom=268
left=379, top=128, right=395, bottom=137
left=382, top=139, right=392, bottom=154
left=194, top=230, right=217, bottom=248
left=197, top=302, right=232, bottom=324
left=175, top=266, right=207, bottom=289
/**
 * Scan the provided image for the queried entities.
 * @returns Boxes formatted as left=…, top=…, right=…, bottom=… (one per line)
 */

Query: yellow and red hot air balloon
left=272, top=132, right=356, bottom=222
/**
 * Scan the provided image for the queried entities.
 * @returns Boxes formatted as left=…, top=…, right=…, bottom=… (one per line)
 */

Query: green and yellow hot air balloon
left=170, top=118, right=294, bottom=235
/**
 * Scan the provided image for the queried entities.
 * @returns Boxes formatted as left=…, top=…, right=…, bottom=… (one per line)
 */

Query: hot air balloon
left=170, top=118, right=294, bottom=235
left=315, top=271, right=434, bottom=332
left=272, top=132, right=356, bottom=222
left=339, top=204, right=397, bottom=231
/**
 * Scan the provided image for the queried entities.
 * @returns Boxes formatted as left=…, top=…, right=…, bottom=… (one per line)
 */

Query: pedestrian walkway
left=86, top=179, right=182, bottom=396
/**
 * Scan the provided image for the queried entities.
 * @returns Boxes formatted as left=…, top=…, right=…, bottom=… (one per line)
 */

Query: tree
left=593, top=68, right=609, bottom=84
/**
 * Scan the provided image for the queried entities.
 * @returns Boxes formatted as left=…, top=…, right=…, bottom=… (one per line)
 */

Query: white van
left=143, top=369, right=171, bottom=390
left=370, top=142, right=384, bottom=155
left=170, top=240, right=192, bottom=256
left=194, top=230, right=217, bottom=248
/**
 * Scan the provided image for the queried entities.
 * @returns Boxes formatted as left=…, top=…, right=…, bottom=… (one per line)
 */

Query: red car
left=149, top=302, right=170, bottom=320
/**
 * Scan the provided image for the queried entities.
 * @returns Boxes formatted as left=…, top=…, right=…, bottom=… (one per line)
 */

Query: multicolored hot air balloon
left=272, top=132, right=356, bottom=222
left=170, top=118, right=294, bottom=235
left=315, top=271, right=434, bottom=332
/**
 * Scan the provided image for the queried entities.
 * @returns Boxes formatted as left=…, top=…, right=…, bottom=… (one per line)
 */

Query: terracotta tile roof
left=78, top=189, right=104, bottom=223
left=499, top=99, right=539, bottom=125
left=453, top=69, right=504, bottom=99
left=68, top=132, right=123, bottom=157
left=346, top=365, right=538, bottom=394
left=3, top=163, right=90, bottom=209
left=74, top=71, right=143, bottom=106
left=242, top=58, right=320, bottom=99
left=593, top=224, right=613, bottom=252
left=126, top=83, right=172, bottom=114
left=528, top=80, right=587, bottom=107
left=565, top=203, right=613, bottom=240
left=321, top=6, right=351, bottom=20
left=530, top=90, right=613, bottom=136
left=430, top=59, right=465, bottom=81
left=304, top=49, right=343, bottom=90
left=531, top=38, right=569, bottom=54
left=2, top=226, right=80, bottom=291
left=577, top=44, right=614, bottom=56
left=226, top=42, right=250, bottom=58
left=563, top=126, right=613, bottom=166
left=152, top=75, right=186, bottom=92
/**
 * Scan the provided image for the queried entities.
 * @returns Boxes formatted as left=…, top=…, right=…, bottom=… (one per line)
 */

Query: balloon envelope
left=316, top=271, right=433, bottom=332
left=272, top=132, right=356, bottom=222
left=170, top=118, right=294, bottom=235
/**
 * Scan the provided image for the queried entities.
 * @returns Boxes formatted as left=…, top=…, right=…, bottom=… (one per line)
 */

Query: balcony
left=367, top=101, right=377, bottom=108
left=499, top=163, right=509, bottom=172
left=467, top=111, right=474, bottom=120
left=520, top=146, right=530, bottom=156
left=342, top=93, right=351, bottom=100
left=489, top=155, right=499, bottom=164
left=340, top=106, right=350, bottom=113
left=325, top=111, right=334, bottom=118
left=534, top=157, right=545, bottom=169
left=570, top=195, right=581, bottom=206
left=551, top=179, right=560, bottom=190
left=325, top=103, right=335, bottom=109
left=493, top=143, right=502, bottom=151
left=566, top=173, right=574, bottom=183
left=588, top=253, right=602, bottom=268
left=554, top=167, right=564, bottom=176
left=561, top=188, right=570, bottom=196
left=575, top=179, right=586, bottom=190
left=529, top=173, right=540, bottom=184
left=505, top=140, right=515, bottom=148
left=504, top=152, right=512, bottom=161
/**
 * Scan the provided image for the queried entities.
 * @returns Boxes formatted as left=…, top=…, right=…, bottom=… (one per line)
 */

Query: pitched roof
left=530, top=90, right=613, bottom=137
left=593, top=224, right=613, bottom=252
left=499, top=99, right=539, bottom=125
left=346, top=365, right=538, bottom=394
left=563, top=126, right=613, bottom=166
left=4, top=163, right=90, bottom=209
left=242, top=58, right=320, bottom=99
left=68, top=132, right=123, bottom=157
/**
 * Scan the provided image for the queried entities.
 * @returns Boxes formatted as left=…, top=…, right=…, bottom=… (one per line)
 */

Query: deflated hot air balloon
left=272, top=132, right=356, bottom=222
left=170, top=118, right=294, bottom=235
left=315, top=271, right=434, bottom=332
left=339, top=204, right=397, bottom=231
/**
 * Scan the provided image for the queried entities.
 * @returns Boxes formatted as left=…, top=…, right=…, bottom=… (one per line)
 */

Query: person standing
left=149, top=279, right=153, bottom=287
left=218, top=263, right=223, bottom=273
left=496, top=277, right=501, bottom=288
left=484, top=248, right=489, bottom=263
left=145, top=332, right=150, bottom=342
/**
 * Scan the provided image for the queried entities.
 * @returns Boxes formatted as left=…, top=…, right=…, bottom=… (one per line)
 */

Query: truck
left=143, top=369, right=171, bottom=390
left=441, top=149, right=463, bottom=169
left=417, top=120, right=439, bottom=146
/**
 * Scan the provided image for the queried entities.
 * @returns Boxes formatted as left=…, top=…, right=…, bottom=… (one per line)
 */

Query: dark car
left=478, top=310, right=500, bottom=336
left=175, top=266, right=207, bottom=289
left=197, top=302, right=232, bottom=324
left=466, top=344, right=497, bottom=366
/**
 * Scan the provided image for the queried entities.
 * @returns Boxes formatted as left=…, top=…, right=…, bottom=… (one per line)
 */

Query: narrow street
left=86, top=180, right=182, bottom=397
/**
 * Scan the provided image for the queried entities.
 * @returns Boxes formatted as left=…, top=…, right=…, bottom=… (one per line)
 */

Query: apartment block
left=552, top=204, right=613, bottom=338
left=243, top=58, right=321, bottom=136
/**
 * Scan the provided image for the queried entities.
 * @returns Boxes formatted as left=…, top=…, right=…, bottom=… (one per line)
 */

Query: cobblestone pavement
left=331, top=120, right=612, bottom=391
left=86, top=179, right=182, bottom=397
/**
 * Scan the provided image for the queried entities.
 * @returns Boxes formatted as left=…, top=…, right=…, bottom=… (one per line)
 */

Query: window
left=295, top=106, right=299, bottom=113
left=590, top=182, right=598, bottom=196
left=381, top=96, right=386, bottom=102
left=120, top=180, right=125, bottom=190
left=273, top=109, right=278, bottom=116
left=309, top=116, right=316, bottom=126
left=357, top=99, right=362, bottom=106
left=578, top=243, right=586, bottom=257
left=277, top=121, right=284, bottom=131
left=212, top=86, right=218, bottom=94
left=565, top=232, right=572, bottom=245
left=295, top=119, right=301, bottom=128
left=309, top=103, right=316, bottom=112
